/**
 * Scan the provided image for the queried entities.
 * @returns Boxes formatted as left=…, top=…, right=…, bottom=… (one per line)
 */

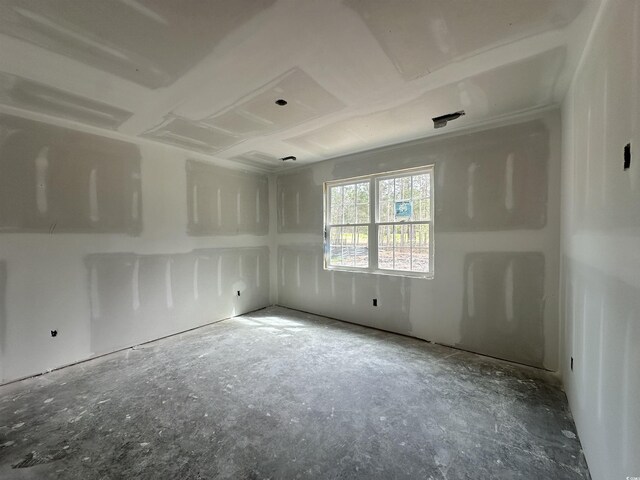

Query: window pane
left=355, top=226, right=369, bottom=267
left=342, top=226, right=355, bottom=266
left=378, top=225, right=394, bottom=269
left=414, top=199, right=430, bottom=222
left=411, top=224, right=430, bottom=272
left=411, top=174, right=429, bottom=199
left=331, top=185, right=343, bottom=206
left=378, top=224, right=411, bottom=271
left=379, top=179, right=393, bottom=220
left=380, top=200, right=393, bottom=223
left=329, top=227, right=344, bottom=266
left=379, top=179, right=393, bottom=203
left=379, top=179, right=397, bottom=222
left=330, top=186, right=343, bottom=225
left=412, top=247, right=429, bottom=272
left=356, top=204, right=368, bottom=224
left=377, top=223, right=430, bottom=273
left=343, top=184, right=356, bottom=224
left=411, top=174, right=431, bottom=221
left=329, top=226, right=369, bottom=268
left=330, top=204, right=343, bottom=225
left=330, top=182, right=369, bottom=225
left=395, top=176, right=411, bottom=202
left=394, top=224, right=411, bottom=271
left=378, top=175, right=415, bottom=223
left=356, top=182, right=369, bottom=223
left=377, top=173, right=433, bottom=223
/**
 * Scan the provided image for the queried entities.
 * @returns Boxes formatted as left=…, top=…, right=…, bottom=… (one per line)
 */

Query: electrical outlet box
left=624, top=143, right=631, bottom=170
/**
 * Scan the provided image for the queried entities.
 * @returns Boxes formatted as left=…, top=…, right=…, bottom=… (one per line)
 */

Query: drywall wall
left=0, top=115, right=142, bottom=234
left=275, top=110, right=561, bottom=370
left=0, top=113, right=270, bottom=384
left=86, top=247, right=269, bottom=356
left=186, top=160, right=269, bottom=236
left=560, top=1, right=640, bottom=479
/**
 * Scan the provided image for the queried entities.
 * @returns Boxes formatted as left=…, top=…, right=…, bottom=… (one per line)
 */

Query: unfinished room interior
left=0, top=0, right=637, bottom=478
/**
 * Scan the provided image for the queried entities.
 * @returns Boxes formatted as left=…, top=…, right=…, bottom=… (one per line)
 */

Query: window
left=324, top=166, right=434, bottom=278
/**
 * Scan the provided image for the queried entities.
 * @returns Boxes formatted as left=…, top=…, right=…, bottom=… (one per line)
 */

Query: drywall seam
left=0, top=104, right=268, bottom=175
left=268, top=173, right=278, bottom=304
left=564, top=0, right=612, bottom=97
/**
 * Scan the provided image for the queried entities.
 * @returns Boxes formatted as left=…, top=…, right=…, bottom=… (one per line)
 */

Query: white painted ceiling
left=0, top=0, right=601, bottom=171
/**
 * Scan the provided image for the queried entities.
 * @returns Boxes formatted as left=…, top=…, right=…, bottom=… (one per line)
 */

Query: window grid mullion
left=339, top=226, right=344, bottom=268
left=353, top=183, right=357, bottom=224
left=375, top=221, right=429, bottom=226
left=351, top=225, right=356, bottom=267
left=341, top=186, right=345, bottom=225
left=392, top=224, right=396, bottom=270
left=393, top=179, right=396, bottom=270
left=370, top=178, right=377, bottom=270
left=409, top=174, right=413, bottom=220
left=410, top=224, right=413, bottom=271
left=329, top=223, right=370, bottom=227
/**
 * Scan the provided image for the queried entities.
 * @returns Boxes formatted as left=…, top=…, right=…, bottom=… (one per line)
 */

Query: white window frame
left=323, top=165, right=434, bottom=279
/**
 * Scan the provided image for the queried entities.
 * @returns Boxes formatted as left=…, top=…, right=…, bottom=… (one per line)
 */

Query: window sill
left=324, top=265, right=434, bottom=280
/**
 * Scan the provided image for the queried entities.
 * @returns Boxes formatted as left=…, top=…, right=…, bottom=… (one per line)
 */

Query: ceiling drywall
left=0, top=0, right=600, bottom=171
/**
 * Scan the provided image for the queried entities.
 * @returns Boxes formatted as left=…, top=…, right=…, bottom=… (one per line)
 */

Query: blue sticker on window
left=395, top=200, right=412, bottom=218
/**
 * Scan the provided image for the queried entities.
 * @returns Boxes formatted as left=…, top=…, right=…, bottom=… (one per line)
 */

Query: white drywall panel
left=560, top=1, right=640, bottom=478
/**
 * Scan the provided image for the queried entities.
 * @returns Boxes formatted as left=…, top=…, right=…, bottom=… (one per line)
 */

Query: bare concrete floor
left=0, top=306, right=589, bottom=479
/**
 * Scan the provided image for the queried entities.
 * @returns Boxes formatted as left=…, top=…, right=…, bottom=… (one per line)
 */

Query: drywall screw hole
left=275, top=99, right=287, bottom=106
left=51, top=330, right=58, bottom=337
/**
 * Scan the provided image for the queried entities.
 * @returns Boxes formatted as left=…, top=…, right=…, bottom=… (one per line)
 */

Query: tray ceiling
left=0, top=0, right=600, bottom=171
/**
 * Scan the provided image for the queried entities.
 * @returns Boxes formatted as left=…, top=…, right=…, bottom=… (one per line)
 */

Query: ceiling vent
left=433, top=110, right=465, bottom=129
